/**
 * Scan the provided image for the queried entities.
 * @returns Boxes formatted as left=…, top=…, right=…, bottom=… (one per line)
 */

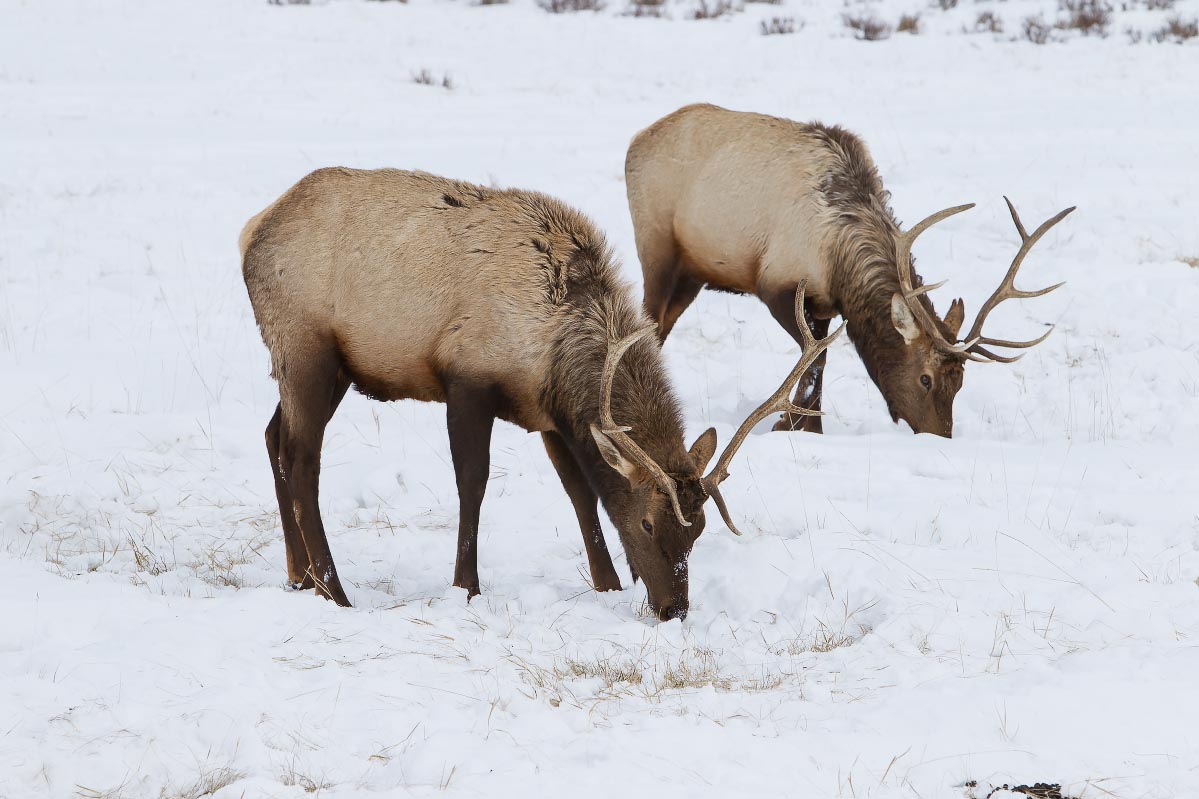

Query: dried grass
left=843, top=13, right=892, bottom=41
left=539, top=0, right=605, bottom=11
left=975, top=11, right=1004, bottom=34
left=1057, top=0, right=1112, bottom=37
left=162, top=767, right=244, bottom=799
left=1023, top=14, right=1053, bottom=43
left=690, top=0, right=736, bottom=20
left=625, top=0, right=667, bottom=17
left=760, top=16, right=798, bottom=35
left=412, top=69, right=453, bottom=90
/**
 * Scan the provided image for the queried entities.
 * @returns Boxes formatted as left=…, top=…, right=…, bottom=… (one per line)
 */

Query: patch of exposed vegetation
left=761, top=16, right=799, bottom=35
left=843, top=12, right=892, bottom=40
left=690, top=0, right=737, bottom=20
left=1057, top=0, right=1112, bottom=37
left=539, top=0, right=605, bottom=12
left=515, top=645, right=794, bottom=705
left=625, top=0, right=666, bottom=16
left=1023, top=14, right=1053, bottom=43
left=975, top=10, right=1004, bottom=34
left=412, top=68, right=453, bottom=90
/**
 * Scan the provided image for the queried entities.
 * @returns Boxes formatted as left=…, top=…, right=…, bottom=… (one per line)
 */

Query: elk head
left=589, top=330, right=715, bottom=622
left=885, top=198, right=1075, bottom=437
left=592, top=285, right=844, bottom=620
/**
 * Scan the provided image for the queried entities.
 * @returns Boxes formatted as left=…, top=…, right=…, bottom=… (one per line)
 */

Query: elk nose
left=658, top=604, right=688, bottom=622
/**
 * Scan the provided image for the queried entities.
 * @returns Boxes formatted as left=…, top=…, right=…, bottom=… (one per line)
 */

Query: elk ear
left=590, top=424, right=639, bottom=483
left=943, top=298, right=966, bottom=339
left=688, top=427, right=718, bottom=473
left=890, top=293, right=921, bottom=345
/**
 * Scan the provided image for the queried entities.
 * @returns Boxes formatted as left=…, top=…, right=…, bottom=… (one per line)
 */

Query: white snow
left=2, top=0, right=1198, bottom=796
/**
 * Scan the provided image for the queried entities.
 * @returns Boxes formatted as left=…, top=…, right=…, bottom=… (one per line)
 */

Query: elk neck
left=541, top=250, right=693, bottom=500
left=824, top=203, right=939, bottom=391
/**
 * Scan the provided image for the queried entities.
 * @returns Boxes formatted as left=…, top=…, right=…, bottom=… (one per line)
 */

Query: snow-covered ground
left=2, top=0, right=1198, bottom=796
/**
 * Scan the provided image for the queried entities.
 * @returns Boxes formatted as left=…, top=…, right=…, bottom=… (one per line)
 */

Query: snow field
left=2, top=0, right=1198, bottom=796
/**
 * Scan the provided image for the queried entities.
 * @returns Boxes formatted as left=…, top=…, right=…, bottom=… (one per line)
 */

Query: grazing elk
left=240, top=168, right=841, bottom=620
left=626, top=104, right=1074, bottom=437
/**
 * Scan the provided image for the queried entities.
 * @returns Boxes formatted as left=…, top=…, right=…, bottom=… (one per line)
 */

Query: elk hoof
left=454, top=580, right=481, bottom=600
left=592, top=574, right=623, bottom=593
left=315, top=581, right=353, bottom=608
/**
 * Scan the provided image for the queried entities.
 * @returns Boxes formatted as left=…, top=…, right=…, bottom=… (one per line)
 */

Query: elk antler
left=961, top=197, right=1075, bottom=363
left=701, top=283, right=845, bottom=536
left=598, top=325, right=691, bottom=527
left=893, top=203, right=989, bottom=361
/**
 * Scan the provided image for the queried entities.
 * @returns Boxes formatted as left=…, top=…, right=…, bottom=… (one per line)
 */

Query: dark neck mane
left=806, top=122, right=946, bottom=389
left=828, top=205, right=910, bottom=390
left=541, top=239, right=692, bottom=500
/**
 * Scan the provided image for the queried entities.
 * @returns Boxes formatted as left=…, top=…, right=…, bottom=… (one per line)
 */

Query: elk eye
left=920, top=374, right=932, bottom=390
left=641, top=519, right=653, bottom=534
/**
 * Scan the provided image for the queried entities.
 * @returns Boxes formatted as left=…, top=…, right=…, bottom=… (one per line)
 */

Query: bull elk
left=625, top=104, right=1074, bottom=437
left=240, top=167, right=841, bottom=621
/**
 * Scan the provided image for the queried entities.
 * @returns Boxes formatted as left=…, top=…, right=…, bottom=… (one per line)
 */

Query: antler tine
left=894, top=203, right=976, bottom=356
left=963, top=198, right=1075, bottom=351
left=899, top=203, right=977, bottom=247
left=1005, top=195, right=1030, bottom=241
left=701, top=283, right=845, bottom=535
left=598, top=324, right=692, bottom=527
left=903, top=279, right=948, bottom=300
left=977, top=326, right=1056, bottom=351
left=968, top=346, right=1024, bottom=364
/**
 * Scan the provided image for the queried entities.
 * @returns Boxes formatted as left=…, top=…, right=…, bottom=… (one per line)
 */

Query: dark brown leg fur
left=275, top=347, right=352, bottom=607
left=541, top=431, right=622, bottom=592
left=642, top=256, right=679, bottom=342
left=267, top=375, right=350, bottom=590
left=445, top=381, right=498, bottom=598
left=657, top=274, right=704, bottom=342
left=643, top=251, right=705, bottom=345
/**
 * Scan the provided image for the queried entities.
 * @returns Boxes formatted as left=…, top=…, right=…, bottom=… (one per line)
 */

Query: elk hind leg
left=541, top=431, right=622, bottom=592
left=658, top=273, right=703, bottom=342
left=277, top=346, right=352, bottom=606
left=266, top=403, right=312, bottom=589
left=267, top=375, right=351, bottom=590
left=639, top=237, right=684, bottom=343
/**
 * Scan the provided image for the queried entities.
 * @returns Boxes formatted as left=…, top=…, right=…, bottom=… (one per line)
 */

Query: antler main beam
left=962, top=197, right=1075, bottom=362
left=894, top=203, right=986, bottom=359
left=701, top=283, right=845, bottom=535
left=598, top=325, right=692, bottom=526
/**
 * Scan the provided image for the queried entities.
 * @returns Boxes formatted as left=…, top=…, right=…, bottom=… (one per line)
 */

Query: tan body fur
left=244, top=170, right=557, bottom=431
left=628, top=104, right=980, bottom=437
left=628, top=106, right=841, bottom=317
left=241, top=168, right=718, bottom=619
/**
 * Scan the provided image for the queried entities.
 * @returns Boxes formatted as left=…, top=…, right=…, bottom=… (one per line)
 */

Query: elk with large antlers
left=626, top=104, right=1074, bottom=437
left=241, top=167, right=840, bottom=620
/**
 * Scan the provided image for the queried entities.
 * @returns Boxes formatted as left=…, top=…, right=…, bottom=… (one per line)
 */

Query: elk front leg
left=541, top=431, right=622, bottom=592
left=766, top=289, right=831, bottom=433
left=446, top=382, right=498, bottom=598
